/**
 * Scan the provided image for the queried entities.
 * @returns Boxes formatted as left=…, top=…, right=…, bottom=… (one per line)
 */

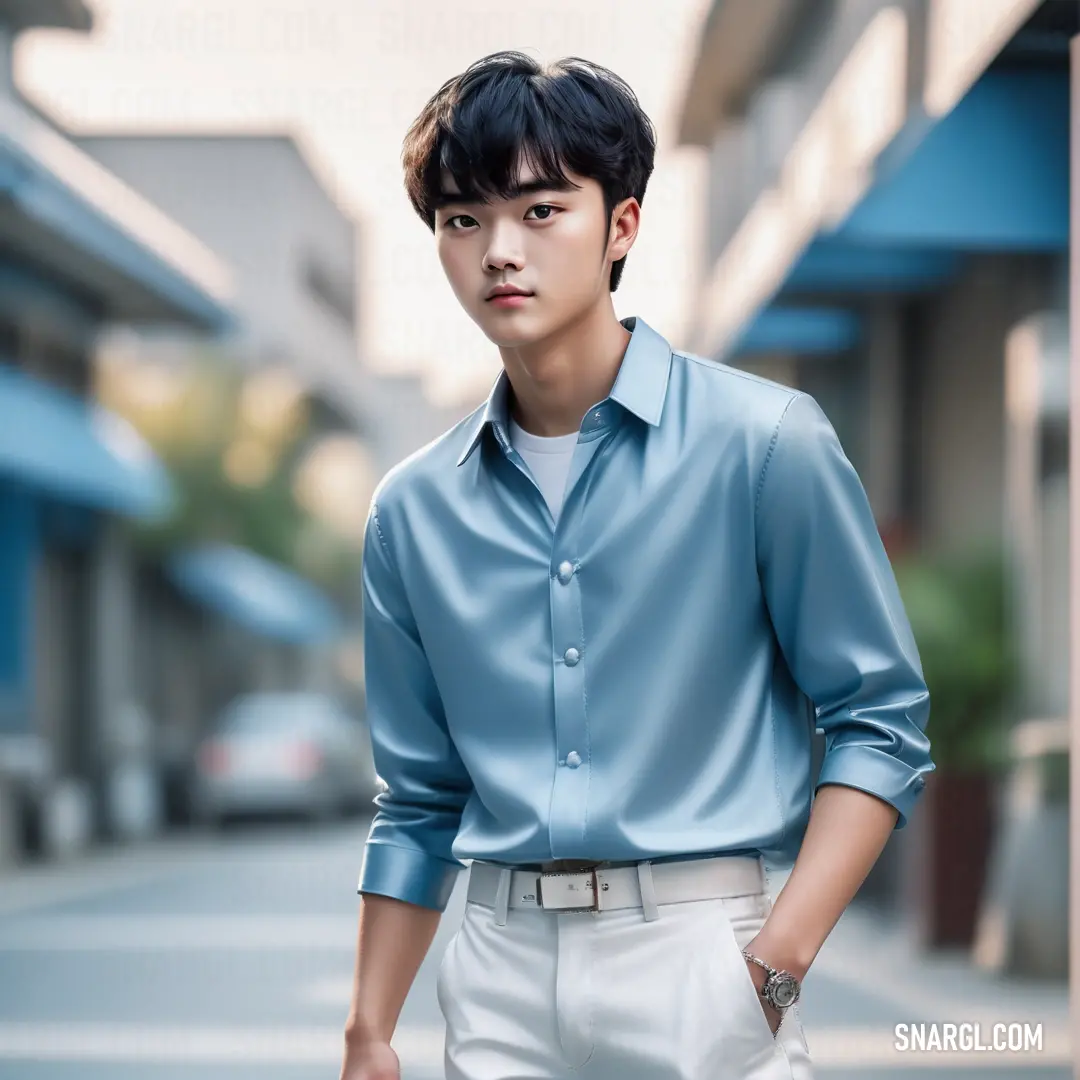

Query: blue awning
left=730, top=306, right=861, bottom=358
left=825, top=70, right=1068, bottom=252
left=0, top=97, right=234, bottom=330
left=0, top=365, right=174, bottom=519
left=166, top=543, right=341, bottom=644
left=784, top=240, right=960, bottom=295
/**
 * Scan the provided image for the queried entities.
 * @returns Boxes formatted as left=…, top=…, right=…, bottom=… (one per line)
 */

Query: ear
left=608, top=197, right=641, bottom=262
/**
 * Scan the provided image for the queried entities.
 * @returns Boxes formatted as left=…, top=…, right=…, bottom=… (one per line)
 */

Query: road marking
left=0, top=824, right=372, bottom=916
left=299, top=974, right=355, bottom=1005
left=0, top=1022, right=1068, bottom=1068
left=0, top=864, right=182, bottom=918
left=0, top=914, right=360, bottom=950
left=0, top=1021, right=439, bottom=1067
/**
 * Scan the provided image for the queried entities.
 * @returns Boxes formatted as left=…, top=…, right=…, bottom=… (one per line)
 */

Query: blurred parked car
left=191, top=692, right=382, bottom=827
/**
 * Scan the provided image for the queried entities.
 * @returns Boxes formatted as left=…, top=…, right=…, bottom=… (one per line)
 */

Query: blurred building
left=76, top=133, right=370, bottom=433
left=76, top=131, right=470, bottom=529
left=70, top=130, right=468, bottom=828
left=676, top=0, right=1072, bottom=965
left=74, top=131, right=472, bottom=476
left=360, top=368, right=478, bottom=480
left=678, top=0, right=1070, bottom=553
left=0, top=0, right=234, bottom=866
left=0, top=4, right=501, bottom=871
left=54, top=134, right=365, bottom=822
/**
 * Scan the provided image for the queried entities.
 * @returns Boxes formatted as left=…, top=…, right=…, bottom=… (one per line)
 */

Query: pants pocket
left=690, top=898, right=795, bottom=1079
left=722, top=898, right=810, bottom=1059
left=712, top=904, right=781, bottom=1049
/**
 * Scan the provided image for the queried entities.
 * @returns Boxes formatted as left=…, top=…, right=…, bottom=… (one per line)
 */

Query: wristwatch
left=741, top=950, right=801, bottom=1010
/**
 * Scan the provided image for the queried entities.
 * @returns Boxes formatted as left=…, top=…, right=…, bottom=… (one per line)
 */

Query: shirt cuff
left=815, top=743, right=933, bottom=829
left=357, top=840, right=462, bottom=911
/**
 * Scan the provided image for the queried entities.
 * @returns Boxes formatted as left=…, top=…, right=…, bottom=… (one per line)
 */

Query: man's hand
left=742, top=954, right=783, bottom=1035
left=742, top=931, right=809, bottom=1036
left=340, top=1038, right=400, bottom=1080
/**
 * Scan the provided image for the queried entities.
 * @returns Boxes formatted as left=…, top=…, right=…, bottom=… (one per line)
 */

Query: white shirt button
left=566, top=751, right=581, bottom=768
left=557, top=560, right=574, bottom=584
left=563, top=647, right=580, bottom=666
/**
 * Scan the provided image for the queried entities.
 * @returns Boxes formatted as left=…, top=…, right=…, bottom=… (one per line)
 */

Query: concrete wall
left=79, top=134, right=479, bottom=480
left=78, top=135, right=365, bottom=428
left=858, top=301, right=905, bottom=528
left=700, top=0, right=925, bottom=267
left=360, top=370, right=476, bottom=480
left=912, top=254, right=1060, bottom=556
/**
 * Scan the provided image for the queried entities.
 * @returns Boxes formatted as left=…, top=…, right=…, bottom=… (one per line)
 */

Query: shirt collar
left=455, top=316, right=673, bottom=468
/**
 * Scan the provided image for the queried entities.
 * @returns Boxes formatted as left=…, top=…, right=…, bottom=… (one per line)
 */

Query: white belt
left=466, top=854, right=766, bottom=914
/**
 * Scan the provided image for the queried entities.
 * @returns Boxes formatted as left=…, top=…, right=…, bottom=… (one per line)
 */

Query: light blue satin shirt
left=358, top=316, right=934, bottom=911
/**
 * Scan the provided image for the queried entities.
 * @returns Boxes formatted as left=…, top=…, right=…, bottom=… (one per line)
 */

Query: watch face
left=769, top=974, right=800, bottom=1008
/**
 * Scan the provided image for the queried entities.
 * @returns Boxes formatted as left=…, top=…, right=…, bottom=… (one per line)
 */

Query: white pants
left=436, top=866, right=815, bottom=1079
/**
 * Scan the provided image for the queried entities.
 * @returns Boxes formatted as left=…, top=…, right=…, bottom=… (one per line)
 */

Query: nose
left=483, top=220, right=525, bottom=273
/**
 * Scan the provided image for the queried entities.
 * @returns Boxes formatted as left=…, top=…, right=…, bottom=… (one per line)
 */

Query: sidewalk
left=795, top=892, right=1070, bottom=1072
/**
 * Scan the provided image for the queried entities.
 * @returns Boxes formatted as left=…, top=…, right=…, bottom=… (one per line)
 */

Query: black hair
left=402, top=50, right=657, bottom=292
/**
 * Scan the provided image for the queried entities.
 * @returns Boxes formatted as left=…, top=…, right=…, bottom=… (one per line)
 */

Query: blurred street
left=0, top=820, right=1070, bottom=1080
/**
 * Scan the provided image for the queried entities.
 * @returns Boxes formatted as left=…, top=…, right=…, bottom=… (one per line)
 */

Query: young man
left=341, top=51, right=934, bottom=1080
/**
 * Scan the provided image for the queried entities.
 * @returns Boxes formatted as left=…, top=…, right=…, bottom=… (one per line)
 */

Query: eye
left=525, top=204, right=561, bottom=221
left=445, top=214, right=479, bottom=231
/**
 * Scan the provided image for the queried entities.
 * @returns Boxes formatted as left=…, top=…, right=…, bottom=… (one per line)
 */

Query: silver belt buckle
left=537, top=869, right=599, bottom=912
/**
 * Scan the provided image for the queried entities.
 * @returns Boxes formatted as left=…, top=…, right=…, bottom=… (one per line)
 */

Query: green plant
left=892, top=546, right=1019, bottom=775
left=103, top=352, right=360, bottom=596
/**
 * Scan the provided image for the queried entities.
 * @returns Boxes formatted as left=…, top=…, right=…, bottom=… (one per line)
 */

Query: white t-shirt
left=508, top=416, right=579, bottom=525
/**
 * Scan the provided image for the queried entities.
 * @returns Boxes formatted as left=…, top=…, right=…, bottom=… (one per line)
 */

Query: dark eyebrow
left=434, top=177, right=580, bottom=210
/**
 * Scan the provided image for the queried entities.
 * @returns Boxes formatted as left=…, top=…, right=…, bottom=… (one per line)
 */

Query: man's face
left=434, top=162, right=619, bottom=348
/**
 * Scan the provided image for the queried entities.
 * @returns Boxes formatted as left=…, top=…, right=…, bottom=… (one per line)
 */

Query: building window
left=301, top=255, right=355, bottom=330
left=0, top=320, right=17, bottom=365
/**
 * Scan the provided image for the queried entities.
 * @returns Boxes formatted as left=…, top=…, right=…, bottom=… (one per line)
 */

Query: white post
left=1068, top=31, right=1080, bottom=1080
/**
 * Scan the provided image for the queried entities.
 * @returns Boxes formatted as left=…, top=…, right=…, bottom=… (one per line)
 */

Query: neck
left=500, top=299, right=631, bottom=437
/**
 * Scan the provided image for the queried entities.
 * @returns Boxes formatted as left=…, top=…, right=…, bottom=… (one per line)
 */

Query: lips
left=486, top=287, right=533, bottom=301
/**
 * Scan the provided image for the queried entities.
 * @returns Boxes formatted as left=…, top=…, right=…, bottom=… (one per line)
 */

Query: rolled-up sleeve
left=755, top=392, right=934, bottom=829
left=356, top=498, right=473, bottom=910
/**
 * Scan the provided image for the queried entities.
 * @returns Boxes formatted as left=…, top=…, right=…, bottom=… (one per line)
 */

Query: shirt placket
left=544, top=406, right=612, bottom=855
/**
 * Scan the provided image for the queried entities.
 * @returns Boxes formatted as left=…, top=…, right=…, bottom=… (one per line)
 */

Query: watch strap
left=741, top=949, right=775, bottom=978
